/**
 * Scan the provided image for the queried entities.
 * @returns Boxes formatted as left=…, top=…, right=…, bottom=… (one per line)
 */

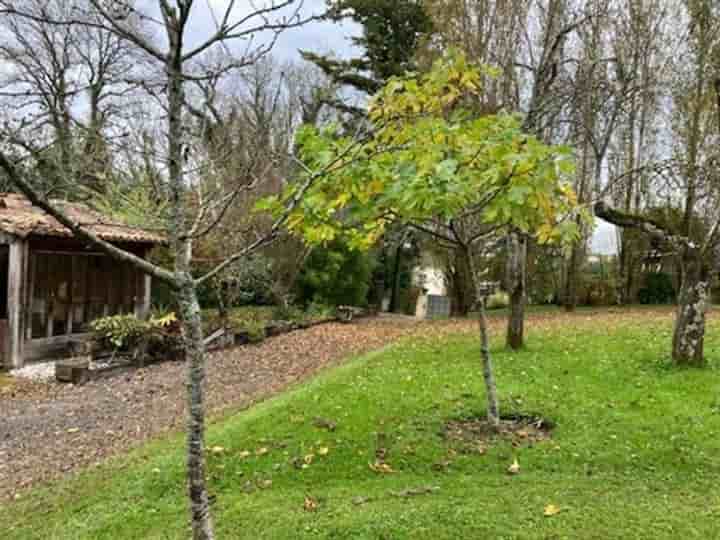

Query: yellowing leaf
left=317, top=447, right=330, bottom=456
left=507, top=458, right=520, bottom=475
left=544, top=504, right=562, bottom=517
left=369, top=461, right=395, bottom=474
left=210, top=446, right=225, bottom=455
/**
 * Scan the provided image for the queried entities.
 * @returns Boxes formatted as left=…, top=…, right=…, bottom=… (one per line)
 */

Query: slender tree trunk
left=465, top=247, right=500, bottom=427
left=506, top=232, right=526, bottom=349
left=672, top=252, right=708, bottom=367
left=477, top=296, right=500, bottom=425
left=178, top=277, right=215, bottom=540
left=564, top=245, right=580, bottom=311
left=166, top=23, right=215, bottom=539
left=389, top=240, right=403, bottom=313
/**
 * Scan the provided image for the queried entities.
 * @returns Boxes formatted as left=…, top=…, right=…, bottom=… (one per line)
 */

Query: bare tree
left=0, top=1, right=322, bottom=538
left=0, top=0, right=144, bottom=196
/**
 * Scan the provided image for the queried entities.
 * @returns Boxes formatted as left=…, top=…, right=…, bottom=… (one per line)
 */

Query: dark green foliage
left=296, top=241, right=376, bottom=307
left=638, top=272, right=676, bottom=304
left=301, top=0, right=433, bottom=96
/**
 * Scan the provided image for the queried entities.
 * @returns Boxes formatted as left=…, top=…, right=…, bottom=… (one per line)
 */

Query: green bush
left=271, top=304, right=305, bottom=322
left=638, top=272, right=675, bottom=304
left=243, top=321, right=266, bottom=343
left=486, top=290, right=510, bottom=310
left=296, top=240, right=376, bottom=307
left=306, top=302, right=336, bottom=320
left=90, top=312, right=182, bottom=359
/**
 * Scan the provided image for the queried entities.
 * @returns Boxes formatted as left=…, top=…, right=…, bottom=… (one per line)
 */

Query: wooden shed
left=0, top=194, right=164, bottom=369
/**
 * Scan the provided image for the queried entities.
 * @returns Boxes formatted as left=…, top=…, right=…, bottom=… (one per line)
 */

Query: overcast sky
left=185, top=1, right=617, bottom=255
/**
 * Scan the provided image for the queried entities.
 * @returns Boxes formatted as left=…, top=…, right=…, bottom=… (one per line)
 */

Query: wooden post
left=8, top=239, right=27, bottom=368
left=135, top=273, right=152, bottom=319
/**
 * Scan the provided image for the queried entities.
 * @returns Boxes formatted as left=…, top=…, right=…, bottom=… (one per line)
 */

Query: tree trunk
left=166, top=23, right=215, bottom=538
left=465, top=248, right=500, bottom=427
left=506, top=232, right=526, bottom=349
left=672, top=253, right=708, bottom=367
left=564, top=244, right=581, bottom=311
left=477, top=296, right=500, bottom=426
left=178, top=278, right=215, bottom=540
left=389, top=240, right=403, bottom=313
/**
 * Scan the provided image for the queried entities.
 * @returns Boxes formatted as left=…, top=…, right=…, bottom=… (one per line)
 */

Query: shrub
left=90, top=312, right=182, bottom=360
left=486, top=290, right=510, bottom=310
left=90, top=314, right=150, bottom=352
left=271, top=304, right=305, bottom=322
left=306, top=302, right=336, bottom=320
left=243, top=321, right=266, bottom=343
left=296, top=240, right=376, bottom=307
left=638, top=272, right=675, bottom=304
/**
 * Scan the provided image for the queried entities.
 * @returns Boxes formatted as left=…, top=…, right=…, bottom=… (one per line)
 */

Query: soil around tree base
left=444, top=413, right=554, bottom=448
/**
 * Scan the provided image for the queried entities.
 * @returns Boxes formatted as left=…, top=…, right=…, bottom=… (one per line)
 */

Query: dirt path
left=0, top=316, right=430, bottom=501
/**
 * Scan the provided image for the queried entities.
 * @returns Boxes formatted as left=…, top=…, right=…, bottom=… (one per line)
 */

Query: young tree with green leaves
left=268, top=53, right=582, bottom=427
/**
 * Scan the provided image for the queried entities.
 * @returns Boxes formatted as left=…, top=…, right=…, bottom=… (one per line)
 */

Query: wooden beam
left=7, top=239, right=27, bottom=368
left=136, top=273, right=152, bottom=319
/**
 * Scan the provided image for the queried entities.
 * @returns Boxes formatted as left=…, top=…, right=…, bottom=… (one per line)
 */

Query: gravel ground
left=0, top=315, right=442, bottom=501
left=9, top=361, right=56, bottom=382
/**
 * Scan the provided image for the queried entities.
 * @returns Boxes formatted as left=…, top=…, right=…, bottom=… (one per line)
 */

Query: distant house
left=0, top=194, right=164, bottom=369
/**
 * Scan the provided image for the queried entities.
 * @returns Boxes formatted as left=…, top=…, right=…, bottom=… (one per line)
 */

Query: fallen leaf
left=317, top=447, right=329, bottom=456
left=256, top=447, right=269, bottom=456
left=544, top=504, right=562, bottom=517
left=507, top=458, right=520, bottom=475
left=238, top=450, right=251, bottom=459
left=304, top=495, right=319, bottom=512
left=369, top=461, right=395, bottom=474
left=67, top=428, right=80, bottom=434
left=304, top=454, right=315, bottom=465
left=210, top=446, right=225, bottom=454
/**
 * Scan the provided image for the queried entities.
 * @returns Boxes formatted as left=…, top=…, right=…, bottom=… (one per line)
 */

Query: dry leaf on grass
left=507, top=458, right=520, bottom=475
left=369, top=461, right=395, bottom=474
left=544, top=504, right=562, bottom=517
left=304, top=495, right=319, bottom=512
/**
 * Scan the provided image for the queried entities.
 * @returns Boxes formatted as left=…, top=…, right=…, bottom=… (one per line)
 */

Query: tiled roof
left=0, top=193, right=165, bottom=244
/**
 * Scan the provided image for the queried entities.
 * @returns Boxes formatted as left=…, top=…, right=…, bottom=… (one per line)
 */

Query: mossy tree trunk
left=672, top=251, right=708, bottom=367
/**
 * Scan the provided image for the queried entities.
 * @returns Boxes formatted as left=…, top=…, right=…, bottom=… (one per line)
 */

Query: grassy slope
left=5, top=310, right=720, bottom=539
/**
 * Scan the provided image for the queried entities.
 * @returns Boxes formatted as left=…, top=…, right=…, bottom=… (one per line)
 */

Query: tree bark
left=506, top=232, right=526, bottom=349
left=672, top=252, right=708, bottom=367
left=465, top=247, right=500, bottom=427
left=178, top=277, right=215, bottom=540
left=389, top=240, right=403, bottom=313
left=564, top=243, right=581, bottom=311
left=477, top=296, right=500, bottom=426
left=166, top=15, right=215, bottom=538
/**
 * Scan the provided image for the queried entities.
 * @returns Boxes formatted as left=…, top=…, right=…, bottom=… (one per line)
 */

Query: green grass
left=6, top=311, right=720, bottom=539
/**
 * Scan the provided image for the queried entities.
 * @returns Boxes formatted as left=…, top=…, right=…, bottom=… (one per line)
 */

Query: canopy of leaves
left=266, top=52, right=582, bottom=250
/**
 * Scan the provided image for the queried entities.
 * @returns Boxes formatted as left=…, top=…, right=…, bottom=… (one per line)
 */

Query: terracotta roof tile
left=0, top=193, right=165, bottom=244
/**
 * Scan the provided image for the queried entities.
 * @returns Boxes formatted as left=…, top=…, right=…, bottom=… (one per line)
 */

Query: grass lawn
left=5, top=309, right=720, bottom=539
